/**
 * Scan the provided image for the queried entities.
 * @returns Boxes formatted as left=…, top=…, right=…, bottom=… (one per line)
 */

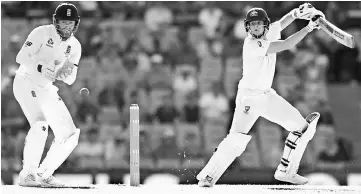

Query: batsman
left=13, top=3, right=82, bottom=187
left=197, top=3, right=325, bottom=187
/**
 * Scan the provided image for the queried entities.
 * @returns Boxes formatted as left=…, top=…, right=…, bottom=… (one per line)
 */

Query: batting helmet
left=244, top=8, right=270, bottom=38
left=53, top=3, right=80, bottom=40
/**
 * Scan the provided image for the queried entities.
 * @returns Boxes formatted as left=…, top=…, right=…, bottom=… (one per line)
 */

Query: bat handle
left=311, top=15, right=321, bottom=22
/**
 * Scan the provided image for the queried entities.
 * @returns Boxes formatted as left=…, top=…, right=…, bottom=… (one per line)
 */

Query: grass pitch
left=2, top=184, right=361, bottom=194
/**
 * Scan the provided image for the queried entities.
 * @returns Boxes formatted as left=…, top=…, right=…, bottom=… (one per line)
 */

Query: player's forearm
left=284, top=28, right=309, bottom=49
left=279, top=9, right=297, bottom=30
left=267, top=27, right=309, bottom=54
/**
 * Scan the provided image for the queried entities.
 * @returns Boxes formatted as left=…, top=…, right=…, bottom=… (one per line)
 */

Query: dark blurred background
left=1, top=1, right=361, bottom=185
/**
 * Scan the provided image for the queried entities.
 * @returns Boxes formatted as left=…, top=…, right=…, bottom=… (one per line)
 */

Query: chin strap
left=250, top=28, right=269, bottom=39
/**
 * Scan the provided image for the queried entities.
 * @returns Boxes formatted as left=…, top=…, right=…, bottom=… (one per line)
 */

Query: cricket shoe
left=197, top=175, right=214, bottom=188
left=37, top=173, right=66, bottom=187
left=18, top=173, right=41, bottom=187
left=274, top=169, right=308, bottom=185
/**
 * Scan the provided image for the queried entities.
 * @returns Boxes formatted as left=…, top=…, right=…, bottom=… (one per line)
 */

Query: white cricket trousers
left=229, top=88, right=306, bottom=134
left=13, top=74, right=77, bottom=141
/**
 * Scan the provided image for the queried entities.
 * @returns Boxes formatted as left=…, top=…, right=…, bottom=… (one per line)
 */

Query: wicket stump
left=130, top=104, right=140, bottom=186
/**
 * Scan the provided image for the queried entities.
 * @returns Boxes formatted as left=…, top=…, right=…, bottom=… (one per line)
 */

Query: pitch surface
left=2, top=184, right=361, bottom=194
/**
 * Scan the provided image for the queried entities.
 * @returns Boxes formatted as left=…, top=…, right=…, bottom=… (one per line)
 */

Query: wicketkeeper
left=14, top=3, right=82, bottom=187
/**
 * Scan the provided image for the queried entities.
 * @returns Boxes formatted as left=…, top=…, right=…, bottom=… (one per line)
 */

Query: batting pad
left=38, top=128, right=80, bottom=178
left=197, top=133, right=252, bottom=185
left=284, top=112, right=320, bottom=175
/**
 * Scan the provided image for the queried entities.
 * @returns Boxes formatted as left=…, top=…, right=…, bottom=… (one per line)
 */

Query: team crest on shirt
left=244, top=106, right=250, bottom=114
left=257, top=41, right=262, bottom=47
left=65, top=45, right=71, bottom=57
left=25, top=41, right=32, bottom=47
left=46, top=38, right=54, bottom=48
left=250, top=11, right=258, bottom=17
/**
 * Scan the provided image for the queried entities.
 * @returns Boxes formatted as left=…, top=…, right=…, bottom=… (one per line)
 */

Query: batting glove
left=305, top=15, right=321, bottom=32
left=311, top=9, right=325, bottom=21
left=292, top=3, right=316, bottom=20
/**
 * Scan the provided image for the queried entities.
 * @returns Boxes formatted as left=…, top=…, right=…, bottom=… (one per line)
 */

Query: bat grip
left=311, top=15, right=321, bottom=22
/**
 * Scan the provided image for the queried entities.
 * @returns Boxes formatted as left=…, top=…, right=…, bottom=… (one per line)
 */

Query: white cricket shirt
left=238, top=21, right=282, bottom=91
left=16, top=24, right=82, bottom=87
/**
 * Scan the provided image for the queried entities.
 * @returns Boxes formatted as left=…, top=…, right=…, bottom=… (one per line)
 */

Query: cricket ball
left=79, top=88, right=90, bottom=96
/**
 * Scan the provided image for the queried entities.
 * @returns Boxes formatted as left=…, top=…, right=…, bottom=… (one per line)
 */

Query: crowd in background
left=2, top=2, right=360, bottom=172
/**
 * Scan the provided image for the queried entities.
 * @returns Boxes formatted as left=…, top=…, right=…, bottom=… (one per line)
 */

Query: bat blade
left=318, top=18, right=355, bottom=48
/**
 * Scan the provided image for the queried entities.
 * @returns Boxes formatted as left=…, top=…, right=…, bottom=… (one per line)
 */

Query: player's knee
left=69, top=128, right=80, bottom=146
left=217, top=133, right=252, bottom=157
left=63, top=122, right=79, bottom=137
left=72, top=128, right=80, bottom=141
left=26, top=121, right=49, bottom=141
left=286, top=124, right=315, bottom=145
left=302, top=124, right=316, bottom=140
left=29, top=121, right=49, bottom=133
left=295, top=120, right=316, bottom=141
left=57, top=128, right=80, bottom=145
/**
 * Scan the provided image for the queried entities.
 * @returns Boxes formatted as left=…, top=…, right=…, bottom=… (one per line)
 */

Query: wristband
left=305, top=25, right=313, bottom=32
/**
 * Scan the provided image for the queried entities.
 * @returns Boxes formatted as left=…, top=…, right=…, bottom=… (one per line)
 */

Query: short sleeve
left=267, top=21, right=282, bottom=41
left=243, top=38, right=271, bottom=57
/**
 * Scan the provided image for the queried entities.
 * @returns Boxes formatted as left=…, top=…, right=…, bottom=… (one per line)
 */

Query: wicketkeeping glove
left=38, top=61, right=56, bottom=82
left=55, top=59, right=74, bottom=81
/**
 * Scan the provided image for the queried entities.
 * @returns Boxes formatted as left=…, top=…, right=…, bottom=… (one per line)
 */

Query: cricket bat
left=317, top=17, right=355, bottom=48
